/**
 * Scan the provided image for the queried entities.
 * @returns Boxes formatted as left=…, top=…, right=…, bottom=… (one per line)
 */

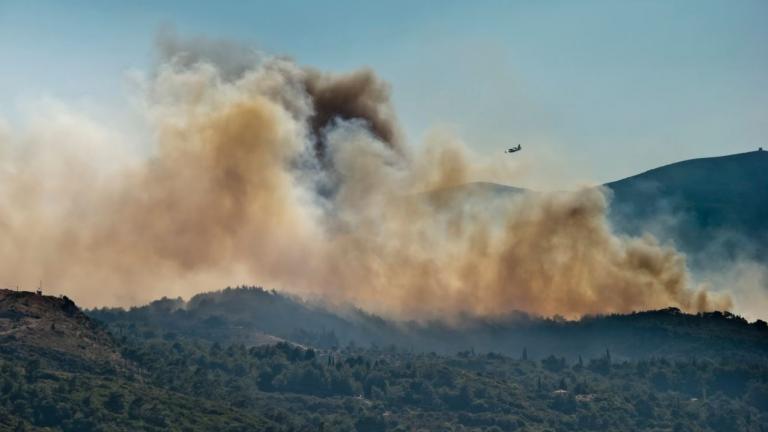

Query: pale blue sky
left=1, top=0, right=766, bottom=184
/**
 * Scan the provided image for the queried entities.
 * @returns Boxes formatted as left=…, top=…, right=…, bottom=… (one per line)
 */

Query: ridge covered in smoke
left=0, top=35, right=730, bottom=319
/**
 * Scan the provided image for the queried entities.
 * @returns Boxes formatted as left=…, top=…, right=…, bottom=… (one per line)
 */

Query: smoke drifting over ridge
left=0, top=38, right=731, bottom=319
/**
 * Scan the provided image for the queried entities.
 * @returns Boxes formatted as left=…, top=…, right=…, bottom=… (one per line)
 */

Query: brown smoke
left=304, top=68, right=402, bottom=160
left=0, top=41, right=731, bottom=319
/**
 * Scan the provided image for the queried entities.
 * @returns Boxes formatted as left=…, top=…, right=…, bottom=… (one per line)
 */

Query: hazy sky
left=1, top=0, right=766, bottom=184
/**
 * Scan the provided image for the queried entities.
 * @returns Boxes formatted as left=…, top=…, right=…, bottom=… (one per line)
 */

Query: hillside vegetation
left=2, top=288, right=767, bottom=431
left=91, top=286, right=768, bottom=362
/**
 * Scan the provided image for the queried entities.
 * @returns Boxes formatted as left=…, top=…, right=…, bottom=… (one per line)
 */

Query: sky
left=1, top=0, right=766, bottom=185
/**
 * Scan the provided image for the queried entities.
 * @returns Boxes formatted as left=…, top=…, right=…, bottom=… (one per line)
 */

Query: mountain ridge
left=89, top=286, right=768, bottom=362
left=434, top=150, right=768, bottom=262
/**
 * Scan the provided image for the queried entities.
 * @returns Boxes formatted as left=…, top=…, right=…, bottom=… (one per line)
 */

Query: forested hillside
left=91, top=286, right=768, bottom=361
left=3, top=288, right=768, bottom=431
left=3, top=329, right=767, bottom=431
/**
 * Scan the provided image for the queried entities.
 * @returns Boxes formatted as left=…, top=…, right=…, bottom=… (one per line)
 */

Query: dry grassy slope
left=0, top=289, right=122, bottom=371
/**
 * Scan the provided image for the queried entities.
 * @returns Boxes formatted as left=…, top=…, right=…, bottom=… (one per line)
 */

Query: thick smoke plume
left=0, top=39, right=731, bottom=319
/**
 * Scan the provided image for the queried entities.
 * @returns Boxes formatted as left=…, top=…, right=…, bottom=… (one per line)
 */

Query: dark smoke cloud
left=304, top=68, right=402, bottom=159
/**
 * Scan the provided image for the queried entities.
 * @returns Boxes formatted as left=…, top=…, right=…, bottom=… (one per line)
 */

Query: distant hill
left=89, top=286, right=768, bottom=362
left=90, top=287, right=403, bottom=350
left=605, top=150, right=768, bottom=262
left=431, top=150, right=768, bottom=263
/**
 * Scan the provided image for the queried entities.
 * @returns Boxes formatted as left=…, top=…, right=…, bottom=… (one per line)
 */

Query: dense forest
left=0, top=287, right=766, bottom=431
left=2, top=335, right=767, bottom=431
